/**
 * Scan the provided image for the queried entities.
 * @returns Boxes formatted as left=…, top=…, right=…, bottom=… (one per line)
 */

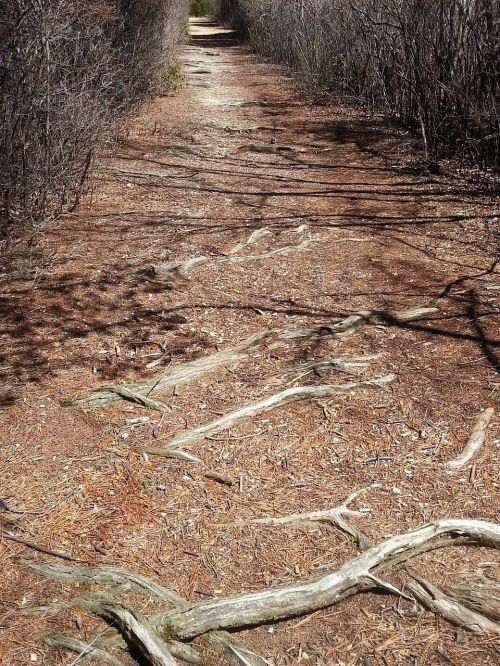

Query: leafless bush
left=214, top=0, right=247, bottom=33
left=0, top=0, right=187, bottom=230
left=120, top=0, right=188, bottom=96
left=217, top=0, right=499, bottom=168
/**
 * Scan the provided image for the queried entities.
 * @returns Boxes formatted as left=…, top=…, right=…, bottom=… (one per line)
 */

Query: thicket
left=215, top=0, right=499, bottom=168
left=0, top=0, right=188, bottom=229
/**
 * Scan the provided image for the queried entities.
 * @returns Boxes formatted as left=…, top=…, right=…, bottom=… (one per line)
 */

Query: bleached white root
left=406, top=574, right=500, bottom=635
left=154, top=226, right=315, bottom=279
left=67, top=305, right=436, bottom=411
left=28, top=562, right=272, bottom=666
left=276, top=354, right=380, bottom=382
left=443, top=575, right=500, bottom=622
left=144, top=375, right=395, bottom=461
left=226, top=227, right=273, bottom=255
left=237, top=143, right=306, bottom=155
left=67, top=331, right=271, bottom=410
left=44, top=635, right=126, bottom=665
left=78, top=596, right=179, bottom=666
left=280, top=306, right=438, bottom=340
left=28, top=519, right=500, bottom=658
left=446, top=407, right=495, bottom=470
left=159, top=519, right=500, bottom=640
left=219, top=238, right=316, bottom=264
left=241, top=486, right=377, bottom=550
left=24, top=562, right=185, bottom=607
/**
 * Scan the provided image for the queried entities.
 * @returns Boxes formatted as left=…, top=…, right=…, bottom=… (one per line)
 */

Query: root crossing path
left=1, top=18, right=499, bottom=666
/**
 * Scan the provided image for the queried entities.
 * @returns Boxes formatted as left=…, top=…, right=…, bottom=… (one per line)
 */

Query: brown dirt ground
left=1, top=17, right=500, bottom=666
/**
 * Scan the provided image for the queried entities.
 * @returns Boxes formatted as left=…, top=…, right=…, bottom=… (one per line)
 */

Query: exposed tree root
left=27, top=562, right=271, bottom=666
left=237, top=143, right=306, bottom=155
left=44, top=634, right=126, bottom=666
left=225, top=227, right=273, bottom=255
left=27, top=518, right=500, bottom=663
left=280, top=306, right=438, bottom=341
left=78, top=596, right=179, bottom=666
left=406, top=574, right=500, bottom=635
left=276, top=354, right=380, bottom=383
left=446, top=407, right=495, bottom=470
left=96, top=386, right=171, bottom=413
left=67, top=331, right=271, bottom=410
left=66, top=305, right=436, bottom=411
left=153, top=226, right=315, bottom=280
left=244, top=486, right=376, bottom=550
left=143, top=375, right=395, bottom=462
left=443, top=575, right=500, bottom=623
left=24, top=562, right=184, bottom=606
left=158, top=519, right=500, bottom=640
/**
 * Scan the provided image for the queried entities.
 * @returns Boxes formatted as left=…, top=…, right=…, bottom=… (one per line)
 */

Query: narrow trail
left=1, top=18, right=499, bottom=666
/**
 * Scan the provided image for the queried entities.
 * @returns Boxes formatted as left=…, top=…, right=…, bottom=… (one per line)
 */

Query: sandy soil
left=1, top=18, right=499, bottom=666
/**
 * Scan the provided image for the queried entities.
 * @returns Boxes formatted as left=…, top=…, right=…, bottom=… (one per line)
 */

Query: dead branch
left=144, top=375, right=395, bottom=461
left=446, top=408, right=495, bottom=470
left=78, top=596, right=178, bottom=666
left=44, top=635, right=125, bottom=666
left=158, top=519, right=500, bottom=640
left=406, top=574, right=500, bottom=635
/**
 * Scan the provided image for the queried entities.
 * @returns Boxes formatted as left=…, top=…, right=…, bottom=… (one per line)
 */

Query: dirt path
left=1, top=18, right=499, bottom=666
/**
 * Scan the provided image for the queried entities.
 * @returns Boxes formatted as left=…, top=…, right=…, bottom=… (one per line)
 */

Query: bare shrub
left=216, top=0, right=499, bottom=168
left=0, top=0, right=188, bottom=230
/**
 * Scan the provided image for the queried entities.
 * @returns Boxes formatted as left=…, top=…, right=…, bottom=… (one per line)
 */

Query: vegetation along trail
left=1, top=16, right=499, bottom=666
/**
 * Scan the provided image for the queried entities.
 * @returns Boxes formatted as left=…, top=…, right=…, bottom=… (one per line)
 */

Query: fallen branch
left=144, top=375, right=395, bottom=461
left=406, top=573, right=500, bottom=635
left=158, top=519, right=500, bottom=640
left=44, top=635, right=125, bottom=666
left=446, top=408, right=495, bottom=470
